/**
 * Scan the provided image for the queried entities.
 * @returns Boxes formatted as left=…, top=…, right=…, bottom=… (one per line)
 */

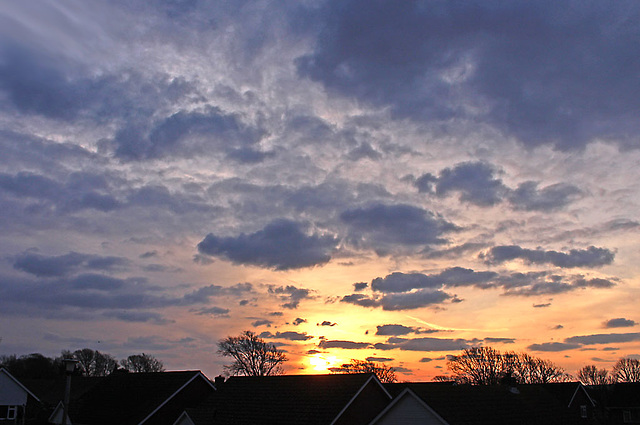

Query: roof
left=21, top=375, right=103, bottom=406
left=0, top=367, right=42, bottom=402
left=588, top=382, right=640, bottom=409
left=67, top=370, right=212, bottom=425
left=390, top=382, right=581, bottom=425
left=197, top=373, right=387, bottom=425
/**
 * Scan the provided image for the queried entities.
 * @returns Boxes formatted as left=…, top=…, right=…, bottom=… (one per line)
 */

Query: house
left=0, top=367, right=43, bottom=425
left=48, top=370, right=215, bottom=425
left=174, top=373, right=392, bottom=425
left=588, top=383, right=640, bottom=424
left=370, top=382, right=584, bottom=425
left=541, top=382, right=598, bottom=423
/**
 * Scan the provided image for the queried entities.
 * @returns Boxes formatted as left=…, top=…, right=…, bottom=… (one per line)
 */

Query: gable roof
left=390, top=382, right=580, bottom=425
left=67, top=370, right=213, bottom=425
left=369, top=387, right=450, bottom=425
left=197, top=373, right=390, bottom=425
left=0, top=367, right=41, bottom=402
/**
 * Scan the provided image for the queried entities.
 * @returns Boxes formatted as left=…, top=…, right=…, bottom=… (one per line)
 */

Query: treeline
left=436, top=347, right=640, bottom=385
left=0, top=348, right=164, bottom=379
left=577, top=358, right=640, bottom=385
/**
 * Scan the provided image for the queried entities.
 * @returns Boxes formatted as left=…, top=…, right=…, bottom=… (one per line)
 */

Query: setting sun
left=307, top=354, right=340, bottom=372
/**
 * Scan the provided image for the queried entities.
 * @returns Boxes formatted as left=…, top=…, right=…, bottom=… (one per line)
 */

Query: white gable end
left=0, top=369, right=29, bottom=405
left=371, top=391, right=449, bottom=425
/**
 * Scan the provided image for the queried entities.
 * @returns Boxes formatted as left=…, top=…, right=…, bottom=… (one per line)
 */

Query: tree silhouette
left=329, top=359, right=397, bottom=383
left=446, top=347, right=569, bottom=384
left=217, top=330, right=287, bottom=376
left=120, top=353, right=165, bottom=372
left=612, top=357, right=640, bottom=382
left=67, top=348, right=118, bottom=377
left=577, top=364, right=611, bottom=385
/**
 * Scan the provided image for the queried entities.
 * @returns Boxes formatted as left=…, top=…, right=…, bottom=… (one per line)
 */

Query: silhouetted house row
left=2, top=366, right=639, bottom=425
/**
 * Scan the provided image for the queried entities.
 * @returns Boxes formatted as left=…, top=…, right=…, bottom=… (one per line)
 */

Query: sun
left=307, top=354, right=340, bottom=372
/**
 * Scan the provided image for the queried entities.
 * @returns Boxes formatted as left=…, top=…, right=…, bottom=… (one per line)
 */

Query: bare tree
left=217, top=330, right=287, bottom=376
left=70, top=348, right=118, bottom=377
left=330, top=359, right=397, bottom=383
left=447, top=347, right=568, bottom=385
left=120, top=353, right=165, bottom=373
left=515, top=353, right=570, bottom=384
left=612, top=357, right=640, bottom=383
left=447, top=347, right=512, bottom=385
left=577, top=365, right=611, bottom=385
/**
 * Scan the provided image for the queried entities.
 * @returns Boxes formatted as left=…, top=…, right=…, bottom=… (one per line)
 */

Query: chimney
left=214, top=375, right=225, bottom=387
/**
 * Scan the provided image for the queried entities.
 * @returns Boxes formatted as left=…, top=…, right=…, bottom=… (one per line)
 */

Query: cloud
left=251, top=319, right=273, bottom=327
left=414, top=161, right=581, bottom=211
left=263, top=331, right=313, bottom=341
left=353, top=282, right=368, bottom=291
left=483, top=337, right=515, bottom=344
left=197, top=219, right=338, bottom=270
left=527, top=342, right=582, bottom=352
left=482, top=245, right=615, bottom=268
left=13, top=251, right=129, bottom=277
left=106, top=106, right=268, bottom=162
left=318, top=340, right=371, bottom=349
left=533, top=303, right=551, bottom=308
left=565, top=332, right=640, bottom=345
left=318, top=321, right=337, bottom=327
left=376, top=324, right=420, bottom=336
left=340, top=203, right=457, bottom=253
left=380, top=337, right=472, bottom=352
left=268, top=285, right=314, bottom=309
left=371, top=268, right=498, bottom=293
left=604, top=318, right=637, bottom=328
left=293, top=318, right=307, bottom=326
left=366, top=357, right=393, bottom=362
left=418, top=161, right=508, bottom=206
left=508, top=182, right=582, bottom=211
left=296, top=1, right=640, bottom=150
left=193, top=307, right=231, bottom=317
left=102, top=310, right=173, bottom=325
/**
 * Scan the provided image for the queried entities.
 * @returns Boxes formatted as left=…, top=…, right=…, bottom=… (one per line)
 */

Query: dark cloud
left=275, top=331, right=312, bottom=341
left=604, top=318, right=637, bottom=328
left=341, top=268, right=619, bottom=311
left=269, top=285, right=314, bottom=309
left=318, top=340, right=371, bottom=349
left=353, top=282, right=368, bottom=291
left=296, top=1, right=640, bottom=150
left=376, top=324, right=419, bottom=336
left=508, top=182, right=582, bottom=211
left=181, top=283, right=253, bottom=304
left=106, top=106, right=267, bottom=162
left=482, top=245, right=615, bottom=268
left=0, top=43, right=193, bottom=123
left=340, top=203, right=457, bottom=253
left=419, top=162, right=508, bottom=206
left=424, top=242, right=485, bottom=259
left=366, top=357, right=393, bottom=362
left=414, top=161, right=581, bottom=211
left=371, top=268, right=498, bottom=293
left=13, top=251, right=129, bottom=277
left=484, top=337, right=515, bottom=344
left=251, top=319, right=273, bottom=327
left=527, top=342, right=582, bottom=352
left=102, top=310, right=173, bottom=325
left=0, top=171, right=122, bottom=214
left=380, top=337, right=472, bottom=352
left=565, top=332, right=640, bottom=345
left=197, top=219, right=338, bottom=270
left=293, top=317, right=307, bottom=326
left=318, top=321, right=337, bottom=327
left=533, top=303, right=551, bottom=308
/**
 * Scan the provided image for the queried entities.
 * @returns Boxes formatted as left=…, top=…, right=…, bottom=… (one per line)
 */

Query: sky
left=1, top=0, right=639, bottom=381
